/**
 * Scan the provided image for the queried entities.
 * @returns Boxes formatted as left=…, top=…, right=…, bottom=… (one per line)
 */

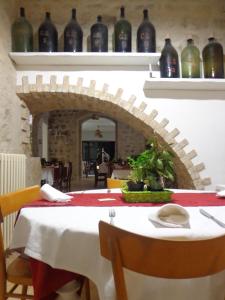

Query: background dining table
left=10, top=188, right=225, bottom=300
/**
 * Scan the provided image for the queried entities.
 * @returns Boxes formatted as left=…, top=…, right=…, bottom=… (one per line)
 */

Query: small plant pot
left=146, top=185, right=164, bottom=192
left=127, top=181, right=144, bottom=191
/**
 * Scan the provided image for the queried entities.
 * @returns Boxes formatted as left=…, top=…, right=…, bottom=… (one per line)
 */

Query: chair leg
left=21, top=285, right=28, bottom=300
left=84, top=278, right=91, bottom=300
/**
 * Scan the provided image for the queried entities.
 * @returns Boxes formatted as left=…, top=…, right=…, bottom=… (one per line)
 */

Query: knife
left=199, top=209, right=225, bottom=228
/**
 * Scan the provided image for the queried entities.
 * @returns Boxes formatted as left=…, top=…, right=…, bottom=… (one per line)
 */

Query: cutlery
left=199, top=209, right=225, bottom=228
left=109, top=208, right=116, bottom=225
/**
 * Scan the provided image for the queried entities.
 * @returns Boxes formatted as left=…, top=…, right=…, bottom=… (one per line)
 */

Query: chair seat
left=7, top=255, right=32, bottom=286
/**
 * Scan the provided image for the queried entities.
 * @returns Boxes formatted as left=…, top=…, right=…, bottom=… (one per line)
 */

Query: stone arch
left=16, top=75, right=211, bottom=190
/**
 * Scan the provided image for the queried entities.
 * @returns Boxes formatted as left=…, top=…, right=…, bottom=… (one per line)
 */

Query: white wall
left=16, top=69, right=225, bottom=191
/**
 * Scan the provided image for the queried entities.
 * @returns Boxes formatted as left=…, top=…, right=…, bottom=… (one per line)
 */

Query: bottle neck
left=187, top=38, right=194, bottom=45
left=143, top=9, right=148, bottom=21
left=208, top=37, right=215, bottom=43
left=165, top=38, right=171, bottom=45
left=20, top=7, right=25, bottom=18
left=71, top=9, right=76, bottom=20
left=97, top=15, right=102, bottom=23
left=120, top=6, right=125, bottom=18
left=46, top=12, right=51, bottom=20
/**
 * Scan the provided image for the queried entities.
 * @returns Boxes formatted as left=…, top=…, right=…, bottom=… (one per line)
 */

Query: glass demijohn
left=160, top=38, right=180, bottom=78
left=137, top=9, right=156, bottom=53
left=11, top=7, right=33, bottom=52
left=181, top=39, right=201, bottom=78
left=202, top=37, right=224, bottom=78
left=64, top=8, right=83, bottom=52
left=38, top=12, right=58, bottom=52
left=90, top=15, right=108, bottom=52
left=114, top=6, right=132, bottom=52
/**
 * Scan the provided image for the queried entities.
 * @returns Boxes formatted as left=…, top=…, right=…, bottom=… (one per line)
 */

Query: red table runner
left=26, top=192, right=225, bottom=208
left=26, top=191, right=225, bottom=300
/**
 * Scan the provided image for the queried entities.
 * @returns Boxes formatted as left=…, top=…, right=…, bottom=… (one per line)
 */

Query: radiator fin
left=0, top=153, right=26, bottom=249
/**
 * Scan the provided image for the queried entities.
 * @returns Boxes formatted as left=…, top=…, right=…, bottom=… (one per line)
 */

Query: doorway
left=81, top=116, right=116, bottom=177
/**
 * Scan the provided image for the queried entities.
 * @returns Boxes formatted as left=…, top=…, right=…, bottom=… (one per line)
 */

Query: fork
left=109, top=208, right=116, bottom=225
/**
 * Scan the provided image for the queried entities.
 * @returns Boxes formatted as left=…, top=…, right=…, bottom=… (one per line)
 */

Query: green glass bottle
left=181, top=39, right=200, bottom=78
left=202, top=37, right=224, bottom=78
left=11, top=7, right=33, bottom=52
left=114, top=6, right=132, bottom=52
left=160, top=38, right=180, bottom=78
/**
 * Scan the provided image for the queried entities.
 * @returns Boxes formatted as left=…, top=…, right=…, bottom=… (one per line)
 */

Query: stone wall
left=43, top=110, right=146, bottom=184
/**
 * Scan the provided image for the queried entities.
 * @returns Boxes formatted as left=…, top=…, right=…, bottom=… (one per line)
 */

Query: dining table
left=10, top=188, right=225, bottom=300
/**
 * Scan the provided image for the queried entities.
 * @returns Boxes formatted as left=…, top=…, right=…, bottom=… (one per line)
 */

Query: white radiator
left=0, top=153, right=26, bottom=249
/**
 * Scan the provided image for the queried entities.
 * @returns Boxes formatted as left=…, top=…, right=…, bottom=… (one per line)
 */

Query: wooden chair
left=107, top=178, right=127, bottom=189
left=52, top=162, right=64, bottom=191
left=0, top=185, right=92, bottom=300
left=99, top=220, right=225, bottom=300
left=62, top=162, right=72, bottom=192
left=0, top=185, right=41, bottom=300
left=94, top=162, right=108, bottom=188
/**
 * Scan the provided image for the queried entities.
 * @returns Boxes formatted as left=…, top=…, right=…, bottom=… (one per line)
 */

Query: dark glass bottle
left=181, top=39, right=201, bottom=78
left=160, top=38, right=180, bottom=78
left=137, top=9, right=156, bottom=53
left=90, top=16, right=108, bottom=52
left=114, top=6, right=132, bottom=52
left=38, top=12, right=58, bottom=52
left=64, top=8, right=83, bottom=52
left=202, top=37, right=224, bottom=78
left=11, top=7, right=33, bottom=52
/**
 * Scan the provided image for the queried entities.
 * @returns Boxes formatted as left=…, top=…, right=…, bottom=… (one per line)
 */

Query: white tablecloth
left=10, top=189, right=225, bottom=300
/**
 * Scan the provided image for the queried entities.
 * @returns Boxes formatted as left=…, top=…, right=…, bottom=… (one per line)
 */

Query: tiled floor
left=6, top=255, right=100, bottom=300
left=71, top=176, right=106, bottom=191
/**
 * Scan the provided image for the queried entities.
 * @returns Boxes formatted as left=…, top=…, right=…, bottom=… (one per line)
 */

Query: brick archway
left=16, top=75, right=211, bottom=190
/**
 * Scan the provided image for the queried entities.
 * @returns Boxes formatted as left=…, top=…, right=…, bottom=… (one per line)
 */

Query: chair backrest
left=0, top=185, right=41, bottom=218
left=107, top=178, right=127, bottom=189
left=0, top=185, right=41, bottom=295
left=99, top=220, right=225, bottom=300
left=97, top=162, right=109, bottom=174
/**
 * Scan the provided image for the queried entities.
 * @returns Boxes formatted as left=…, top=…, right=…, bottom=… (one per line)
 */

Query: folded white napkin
left=148, top=204, right=190, bottom=228
left=216, top=189, right=225, bottom=198
left=41, top=184, right=72, bottom=202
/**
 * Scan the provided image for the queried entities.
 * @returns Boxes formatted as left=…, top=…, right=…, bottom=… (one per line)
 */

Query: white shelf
left=9, top=52, right=160, bottom=70
left=143, top=78, right=225, bottom=100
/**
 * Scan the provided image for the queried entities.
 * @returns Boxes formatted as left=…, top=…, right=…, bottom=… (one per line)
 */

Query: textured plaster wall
left=3, top=0, right=225, bottom=189
left=14, top=0, right=225, bottom=53
left=0, top=1, right=26, bottom=154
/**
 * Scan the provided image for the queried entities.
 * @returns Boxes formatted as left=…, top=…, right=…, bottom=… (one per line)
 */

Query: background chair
left=94, top=162, right=108, bottom=188
left=107, top=178, right=127, bottom=189
left=62, top=161, right=72, bottom=192
left=0, top=186, right=91, bottom=300
left=52, top=161, right=64, bottom=191
left=0, top=185, right=41, bottom=300
left=99, top=220, right=225, bottom=300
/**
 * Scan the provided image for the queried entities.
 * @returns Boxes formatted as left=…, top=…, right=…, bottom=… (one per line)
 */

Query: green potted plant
left=126, top=137, right=175, bottom=192
left=126, top=158, right=145, bottom=191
